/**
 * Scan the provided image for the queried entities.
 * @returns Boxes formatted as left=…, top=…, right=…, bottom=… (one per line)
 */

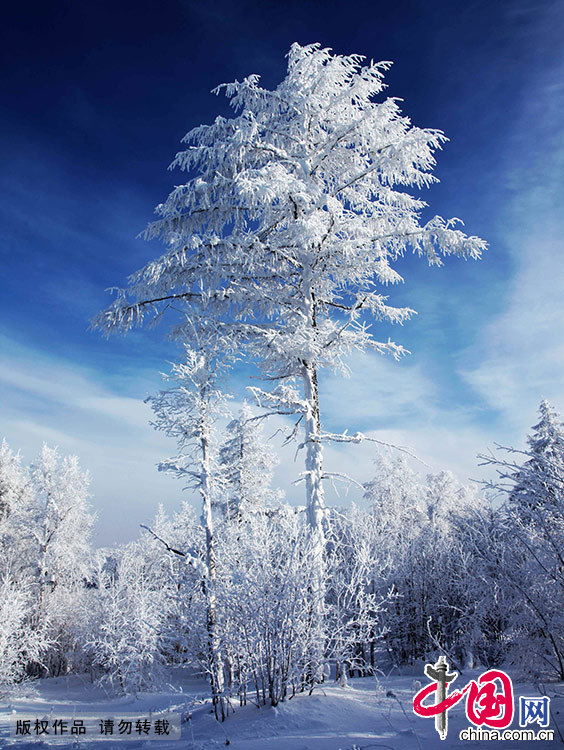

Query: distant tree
left=0, top=441, right=35, bottom=581
left=325, top=504, right=391, bottom=685
left=152, top=502, right=206, bottom=668
left=364, top=454, right=423, bottom=532
left=0, top=442, right=49, bottom=691
left=363, top=455, right=485, bottom=668
left=424, top=470, right=467, bottom=526
left=0, top=440, right=30, bottom=526
left=29, top=446, right=93, bottom=600
left=449, top=501, right=514, bottom=669
left=95, top=42, right=485, bottom=681
left=218, top=402, right=281, bottom=521
left=27, top=445, right=94, bottom=676
left=215, top=509, right=320, bottom=707
left=508, top=399, right=564, bottom=512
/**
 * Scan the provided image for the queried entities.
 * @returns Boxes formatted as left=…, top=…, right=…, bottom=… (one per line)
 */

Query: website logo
left=413, top=657, right=515, bottom=740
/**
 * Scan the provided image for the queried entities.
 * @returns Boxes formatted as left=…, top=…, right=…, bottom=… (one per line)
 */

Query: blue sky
left=1, top=0, right=563, bottom=545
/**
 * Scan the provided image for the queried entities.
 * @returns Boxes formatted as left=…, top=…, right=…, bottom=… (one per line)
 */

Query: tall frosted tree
left=95, top=43, right=485, bottom=680
left=147, top=325, right=233, bottom=719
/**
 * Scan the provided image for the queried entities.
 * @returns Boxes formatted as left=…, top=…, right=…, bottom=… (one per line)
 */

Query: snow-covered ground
left=1, top=669, right=562, bottom=749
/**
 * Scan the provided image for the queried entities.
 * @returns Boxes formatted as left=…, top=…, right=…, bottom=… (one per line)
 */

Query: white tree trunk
left=300, top=272, right=327, bottom=684
left=302, top=360, right=326, bottom=684
left=199, top=400, right=226, bottom=720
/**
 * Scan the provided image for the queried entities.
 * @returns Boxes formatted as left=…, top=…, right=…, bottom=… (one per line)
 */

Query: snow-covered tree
left=217, top=402, right=281, bottom=520
left=150, top=502, right=207, bottom=668
left=27, top=445, right=94, bottom=676
left=0, top=575, right=47, bottom=694
left=325, top=505, right=391, bottom=685
left=0, top=443, right=49, bottom=690
left=0, top=441, right=36, bottom=581
left=508, top=399, right=564, bottom=512
left=448, top=501, right=514, bottom=669
left=0, top=441, right=95, bottom=684
left=362, top=455, right=487, bottom=668
left=29, top=445, right=93, bottom=604
left=364, top=454, right=424, bottom=532
left=94, top=42, right=485, bottom=681
left=0, top=440, right=30, bottom=526
left=479, top=400, right=564, bottom=679
left=424, top=470, right=467, bottom=526
left=147, top=332, right=233, bottom=719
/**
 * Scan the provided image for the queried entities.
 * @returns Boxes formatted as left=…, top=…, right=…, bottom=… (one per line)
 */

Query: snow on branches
left=94, top=42, right=485, bottom=375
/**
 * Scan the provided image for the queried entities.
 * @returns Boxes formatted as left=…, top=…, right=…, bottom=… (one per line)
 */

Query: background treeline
left=1, top=399, right=563, bottom=707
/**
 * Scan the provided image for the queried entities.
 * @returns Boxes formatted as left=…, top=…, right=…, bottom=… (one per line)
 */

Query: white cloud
left=263, top=351, right=500, bottom=507
left=321, top=353, right=441, bottom=427
left=0, top=335, right=185, bottom=547
left=0, top=334, right=516, bottom=549
left=459, top=48, right=564, bottom=435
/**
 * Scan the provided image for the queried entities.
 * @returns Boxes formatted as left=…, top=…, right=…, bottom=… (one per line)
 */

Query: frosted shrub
left=89, top=542, right=173, bottom=694
left=216, top=510, right=319, bottom=706
left=0, top=575, right=47, bottom=694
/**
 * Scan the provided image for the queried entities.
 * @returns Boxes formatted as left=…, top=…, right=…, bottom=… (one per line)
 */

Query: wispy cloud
left=0, top=333, right=184, bottom=546
left=459, top=24, right=564, bottom=435
left=314, top=351, right=499, bottom=488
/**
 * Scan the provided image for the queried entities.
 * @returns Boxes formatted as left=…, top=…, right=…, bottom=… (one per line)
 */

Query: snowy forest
left=2, top=43, right=564, bottom=736
left=2, top=399, right=564, bottom=713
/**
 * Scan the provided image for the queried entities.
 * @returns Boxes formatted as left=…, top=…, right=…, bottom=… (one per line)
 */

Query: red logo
left=412, top=657, right=514, bottom=740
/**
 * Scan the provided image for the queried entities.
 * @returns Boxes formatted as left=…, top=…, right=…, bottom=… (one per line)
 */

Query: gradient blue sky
left=2, top=0, right=563, bottom=545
